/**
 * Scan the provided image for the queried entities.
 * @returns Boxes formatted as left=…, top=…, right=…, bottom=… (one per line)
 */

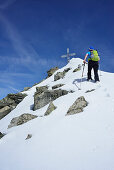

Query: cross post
left=61, top=48, right=76, bottom=63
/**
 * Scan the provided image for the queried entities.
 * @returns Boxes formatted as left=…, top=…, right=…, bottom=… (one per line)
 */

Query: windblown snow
left=0, top=58, right=114, bottom=170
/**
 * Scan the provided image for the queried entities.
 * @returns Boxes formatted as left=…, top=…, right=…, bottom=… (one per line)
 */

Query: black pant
left=88, top=60, right=99, bottom=81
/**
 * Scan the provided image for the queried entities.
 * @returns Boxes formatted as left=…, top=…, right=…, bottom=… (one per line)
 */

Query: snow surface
left=0, top=58, right=114, bottom=170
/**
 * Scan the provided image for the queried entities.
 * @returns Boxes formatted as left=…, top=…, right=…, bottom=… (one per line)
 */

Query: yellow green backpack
left=90, top=50, right=99, bottom=61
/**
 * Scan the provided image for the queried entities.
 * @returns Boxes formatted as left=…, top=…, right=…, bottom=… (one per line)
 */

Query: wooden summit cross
left=61, top=48, right=76, bottom=63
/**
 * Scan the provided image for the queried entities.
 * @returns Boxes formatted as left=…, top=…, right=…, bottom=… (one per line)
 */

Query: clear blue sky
left=0, top=0, right=114, bottom=99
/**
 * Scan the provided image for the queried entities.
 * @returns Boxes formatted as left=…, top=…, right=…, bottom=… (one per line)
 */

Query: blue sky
left=0, top=0, right=114, bottom=99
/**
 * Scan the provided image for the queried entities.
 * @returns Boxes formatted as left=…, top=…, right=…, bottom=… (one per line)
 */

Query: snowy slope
left=0, top=58, right=114, bottom=170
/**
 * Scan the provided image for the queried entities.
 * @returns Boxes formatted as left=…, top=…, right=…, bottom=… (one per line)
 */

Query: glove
left=83, top=60, right=86, bottom=64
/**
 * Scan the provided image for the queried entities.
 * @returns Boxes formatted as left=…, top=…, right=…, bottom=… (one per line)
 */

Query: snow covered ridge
left=0, top=58, right=86, bottom=128
left=0, top=58, right=114, bottom=170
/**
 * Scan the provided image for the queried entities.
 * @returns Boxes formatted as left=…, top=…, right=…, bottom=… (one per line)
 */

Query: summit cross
left=61, top=48, right=76, bottom=63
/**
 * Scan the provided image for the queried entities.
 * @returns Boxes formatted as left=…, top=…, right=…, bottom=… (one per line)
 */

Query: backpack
left=90, top=50, right=99, bottom=61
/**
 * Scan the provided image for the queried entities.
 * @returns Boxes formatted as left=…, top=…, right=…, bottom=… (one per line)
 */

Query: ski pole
left=82, top=62, right=85, bottom=77
left=80, top=62, right=88, bottom=89
left=80, top=62, right=85, bottom=89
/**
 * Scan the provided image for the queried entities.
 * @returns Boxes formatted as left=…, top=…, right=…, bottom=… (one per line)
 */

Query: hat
left=88, top=46, right=94, bottom=51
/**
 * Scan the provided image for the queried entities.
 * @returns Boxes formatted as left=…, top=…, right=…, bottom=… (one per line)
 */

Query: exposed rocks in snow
left=64, top=68, right=71, bottom=73
left=34, top=89, right=69, bottom=110
left=73, top=64, right=82, bottom=72
left=85, top=89, right=95, bottom=93
left=34, top=86, right=49, bottom=110
left=66, top=96, right=88, bottom=115
left=52, top=84, right=65, bottom=89
left=0, top=132, right=5, bottom=139
left=8, top=113, right=38, bottom=128
left=0, top=106, right=11, bottom=120
left=69, top=90, right=75, bottom=93
left=0, top=93, right=27, bottom=120
left=54, top=72, right=64, bottom=81
left=54, top=68, right=71, bottom=81
left=24, top=87, right=31, bottom=91
left=0, top=102, right=8, bottom=109
left=44, top=102, right=57, bottom=116
left=36, top=86, right=48, bottom=95
left=25, top=134, right=32, bottom=140
left=1, top=93, right=27, bottom=105
left=47, top=67, right=59, bottom=78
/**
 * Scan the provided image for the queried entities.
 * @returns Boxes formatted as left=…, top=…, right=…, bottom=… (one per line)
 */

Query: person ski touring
left=83, top=46, right=100, bottom=82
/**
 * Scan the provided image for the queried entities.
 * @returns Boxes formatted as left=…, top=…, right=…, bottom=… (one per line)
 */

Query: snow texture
left=0, top=58, right=114, bottom=170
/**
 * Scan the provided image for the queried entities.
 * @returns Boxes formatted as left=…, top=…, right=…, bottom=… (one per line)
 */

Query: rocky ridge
left=34, top=88, right=69, bottom=110
left=54, top=67, right=71, bottom=81
left=0, top=61, right=88, bottom=131
left=0, top=93, right=27, bottom=120
left=47, top=67, right=59, bottom=78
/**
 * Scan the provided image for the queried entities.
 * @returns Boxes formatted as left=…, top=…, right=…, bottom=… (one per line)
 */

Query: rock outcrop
left=0, top=102, right=8, bottom=109
left=54, top=72, right=65, bottom=81
left=34, top=89, right=69, bottom=110
left=66, top=96, right=88, bottom=115
left=44, top=102, right=57, bottom=116
left=1, top=93, right=27, bottom=105
left=36, top=86, right=48, bottom=95
left=47, top=67, right=59, bottom=78
left=54, top=68, right=71, bottom=81
left=73, top=64, right=82, bottom=72
left=25, top=134, right=32, bottom=140
left=0, top=93, right=27, bottom=120
left=64, top=68, right=71, bottom=73
left=52, top=84, right=64, bottom=89
left=8, top=113, right=38, bottom=128
left=0, top=132, right=4, bottom=139
left=0, top=106, right=11, bottom=120
left=85, top=89, right=95, bottom=93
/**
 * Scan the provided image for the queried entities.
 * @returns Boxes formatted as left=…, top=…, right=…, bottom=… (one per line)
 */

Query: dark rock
left=54, top=68, right=71, bottom=81
left=64, top=68, right=71, bottom=73
left=47, top=67, right=59, bottom=78
left=0, top=93, right=27, bottom=120
left=0, top=97, right=14, bottom=105
left=73, top=64, right=82, bottom=72
left=0, top=106, right=12, bottom=120
left=34, top=89, right=69, bottom=110
left=85, top=89, right=95, bottom=93
left=54, top=72, right=65, bottom=81
left=0, top=132, right=4, bottom=139
left=66, top=96, right=88, bottom=115
left=25, top=134, right=32, bottom=140
left=73, top=68, right=81, bottom=72
left=0, top=102, right=8, bottom=109
left=8, top=113, right=38, bottom=128
left=36, top=86, right=48, bottom=95
left=52, top=84, right=65, bottom=89
left=7, top=93, right=27, bottom=104
left=69, top=90, right=75, bottom=93
left=44, top=102, right=57, bottom=116
left=1, top=93, right=27, bottom=105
